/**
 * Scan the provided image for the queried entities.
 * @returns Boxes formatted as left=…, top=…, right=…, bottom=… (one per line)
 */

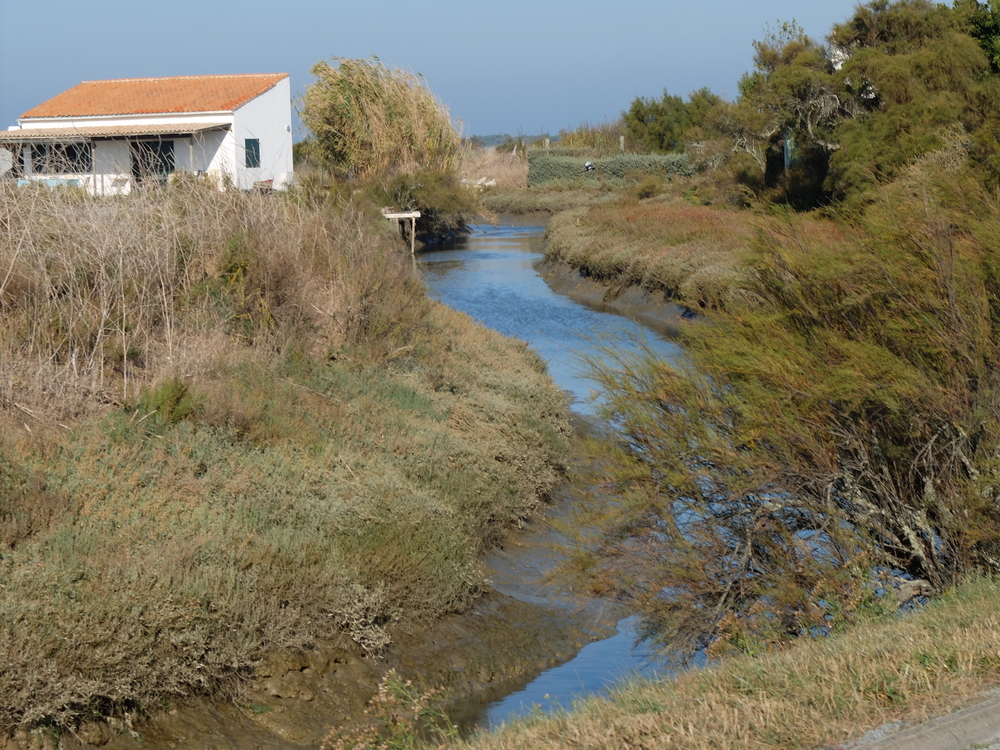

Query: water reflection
left=419, top=225, right=680, bottom=416
left=418, top=225, right=678, bottom=728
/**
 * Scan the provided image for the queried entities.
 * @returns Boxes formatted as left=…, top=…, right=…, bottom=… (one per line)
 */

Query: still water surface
left=418, top=224, right=680, bottom=728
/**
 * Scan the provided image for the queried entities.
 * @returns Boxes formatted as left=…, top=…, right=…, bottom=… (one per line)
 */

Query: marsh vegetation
left=0, top=182, right=568, bottom=734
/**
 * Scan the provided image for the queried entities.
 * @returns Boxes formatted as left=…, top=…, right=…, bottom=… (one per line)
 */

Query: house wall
left=94, top=140, right=131, bottom=195
left=16, top=112, right=236, bottom=130
left=231, top=78, right=293, bottom=190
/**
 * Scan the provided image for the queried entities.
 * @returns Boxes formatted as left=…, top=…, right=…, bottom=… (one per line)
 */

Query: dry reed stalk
left=0, top=181, right=420, bottom=423
left=302, top=57, right=459, bottom=178
left=457, top=145, right=529, bottom=190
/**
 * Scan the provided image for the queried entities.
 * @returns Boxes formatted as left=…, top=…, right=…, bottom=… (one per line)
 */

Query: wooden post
left=545, top=138, right=550, bottom=151
left=381, top=209, right=422, bottom=255
left=620, top=135, right=625, bottom=154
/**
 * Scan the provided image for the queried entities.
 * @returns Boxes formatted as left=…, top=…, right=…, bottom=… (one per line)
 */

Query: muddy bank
left=538, top=259, right=697, bottom=339
left=5, top=479, right=616, bottom=750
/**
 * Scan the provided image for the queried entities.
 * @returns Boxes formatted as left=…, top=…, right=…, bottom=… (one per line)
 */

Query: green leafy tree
left=713, top=20, right=848, bottom=205
left=624, top=88, right=722, bottom=154
left=826, top=0, right=1000, bottom=203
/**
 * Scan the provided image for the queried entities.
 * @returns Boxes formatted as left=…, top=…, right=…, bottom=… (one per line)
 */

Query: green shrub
left=633, top=176, right=663, bottom=200
left=370, top=168, right=479, bottom=242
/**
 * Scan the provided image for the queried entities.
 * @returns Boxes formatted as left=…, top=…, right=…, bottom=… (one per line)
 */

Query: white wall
left=231, top=77, right=293, bottom=190
left=95, top=140, right=131, bottom=195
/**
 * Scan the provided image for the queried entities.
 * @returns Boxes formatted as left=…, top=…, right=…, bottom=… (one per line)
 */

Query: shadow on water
left=418, top=225, right=681, bottom=730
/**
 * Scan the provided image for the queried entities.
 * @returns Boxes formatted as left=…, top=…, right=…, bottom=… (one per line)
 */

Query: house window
left=30, top=143, right=92, bottom=174
left=30, top=145, right=46, bottom=173
left=131, top=140, right=175, bottom=186
left=245, top=138, right=260, bottom=169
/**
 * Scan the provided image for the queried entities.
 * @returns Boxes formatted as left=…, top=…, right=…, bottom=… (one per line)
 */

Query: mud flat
left=537, top=259, right=696, bottom=339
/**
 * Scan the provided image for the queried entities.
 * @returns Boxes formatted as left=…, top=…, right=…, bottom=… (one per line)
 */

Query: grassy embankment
left=0, top=183, right=568, bottom=735
left=448, top=576, right=1000, bottom=750
left=542, top=193, right=756, bottom=309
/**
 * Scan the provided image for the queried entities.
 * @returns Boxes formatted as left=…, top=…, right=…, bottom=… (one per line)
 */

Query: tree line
left=623, top=1, right=1000, bottom=209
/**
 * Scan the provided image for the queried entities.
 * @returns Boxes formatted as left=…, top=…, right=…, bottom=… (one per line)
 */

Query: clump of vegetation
left=299, top=57, right=479, bottom=244
left=539, top=0, right=1000, bottom=662
left=568, top=162, right=1000, bottom=656
left=301, top=57, right=459, bottom=179
left=557, top=119, right=629, bottom=157
left=371, top=168, right=481, bottom=241
left=544, top=197, right=754, bottom=309
left=320, top=670, right=458, bottom=750
left=0, top=183, right=568, bottom=735
left=624, top=88, right=722, bottom=154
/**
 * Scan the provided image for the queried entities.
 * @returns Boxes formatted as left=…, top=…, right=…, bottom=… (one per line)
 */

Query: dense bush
left=576, top=161, right=1000, bottom=655
left=370, top=168, right=480, bottom=242
left=624, top=88, right=722, bottom=154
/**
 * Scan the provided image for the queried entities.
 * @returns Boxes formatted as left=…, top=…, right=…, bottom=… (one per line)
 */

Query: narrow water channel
left=418, top=224, right=682, bottom=729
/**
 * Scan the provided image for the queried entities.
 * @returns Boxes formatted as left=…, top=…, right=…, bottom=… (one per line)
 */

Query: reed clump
left=0, top=182, right=569, bottom=735
left=557, top=119, right=629, bottom=157
left=302, top=57, right=459, bottom=179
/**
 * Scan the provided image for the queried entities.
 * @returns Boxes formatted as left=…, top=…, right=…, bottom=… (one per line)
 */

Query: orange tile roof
left=21, top=74, right=288, bottom=119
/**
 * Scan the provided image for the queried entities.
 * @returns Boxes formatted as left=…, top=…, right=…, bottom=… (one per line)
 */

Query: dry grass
left=557, top=120, right=629, bottom=157
left=451, top=576, right=1000, bottom=750
left=457, top=145, right=528, bottom=191
left=544, top=196, right=762, bottom=308
left=0, top=179, right=415, bottom=419
left=0, top=182, right=569, bottom=734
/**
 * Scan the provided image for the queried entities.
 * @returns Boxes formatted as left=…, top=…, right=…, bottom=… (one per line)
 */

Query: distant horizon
left=1, top=1, right=862, bottom=140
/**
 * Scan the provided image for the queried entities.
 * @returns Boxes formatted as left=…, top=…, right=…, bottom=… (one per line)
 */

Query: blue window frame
left=245, top=138, right=261, bottom=169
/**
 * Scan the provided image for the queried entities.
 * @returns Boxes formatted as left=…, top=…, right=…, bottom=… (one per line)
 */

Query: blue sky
left=1, top=1, right=861, bottom=139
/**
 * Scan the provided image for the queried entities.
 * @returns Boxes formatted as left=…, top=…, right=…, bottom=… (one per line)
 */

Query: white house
left=0, top=73, right=293, bottom=194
